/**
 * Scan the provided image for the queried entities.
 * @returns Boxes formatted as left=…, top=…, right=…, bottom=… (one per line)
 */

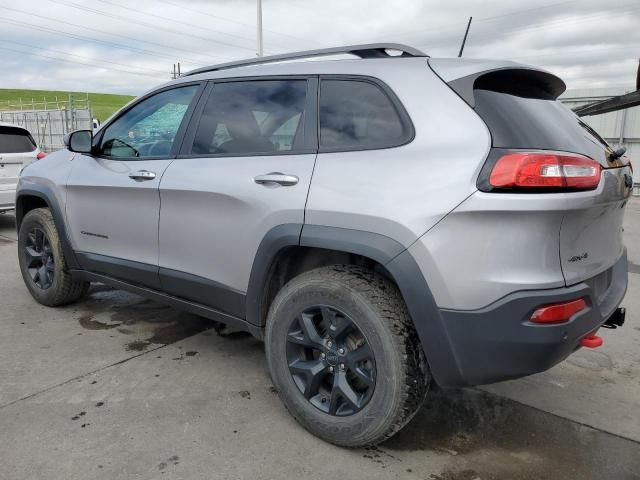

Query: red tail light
left=489, top=152, right=601, bottom=191
left=530, top=298, right=587, bottom=324
left=36, top=152, right=47, bottom=160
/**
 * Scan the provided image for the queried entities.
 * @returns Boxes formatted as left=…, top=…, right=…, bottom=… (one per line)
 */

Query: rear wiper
left=610, top=146, right=626, bottom=160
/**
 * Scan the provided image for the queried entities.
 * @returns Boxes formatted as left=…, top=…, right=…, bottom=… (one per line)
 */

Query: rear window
left=319, top=79, right=411, bottom=151
left=470, top=70, right=610, bottom=162
left=0, top=127, right=36, bottom=153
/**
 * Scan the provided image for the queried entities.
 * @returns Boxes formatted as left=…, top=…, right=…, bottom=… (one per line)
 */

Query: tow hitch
left=603, top=307, right=626, bottom=329
left=578, top=308, right=625, bottom=349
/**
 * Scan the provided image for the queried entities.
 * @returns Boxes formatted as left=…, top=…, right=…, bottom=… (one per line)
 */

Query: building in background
left=560, top=87, right=639, bottom=183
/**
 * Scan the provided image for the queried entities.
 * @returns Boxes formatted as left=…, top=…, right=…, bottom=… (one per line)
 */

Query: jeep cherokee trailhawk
left=15, top=44, right=630, bottom=446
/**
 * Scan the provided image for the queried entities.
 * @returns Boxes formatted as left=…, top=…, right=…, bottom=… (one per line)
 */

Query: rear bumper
left=436, top=249, right=628, bottom=386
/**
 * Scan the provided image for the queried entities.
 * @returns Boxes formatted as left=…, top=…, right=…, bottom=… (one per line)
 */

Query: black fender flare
left=245, top=223, right=303, bottom=328
left=15, top=187, right=80, bottom=270
left=245, top=223, right=464, bottom=386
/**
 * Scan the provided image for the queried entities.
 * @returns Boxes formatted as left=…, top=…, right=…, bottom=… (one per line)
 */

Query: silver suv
left=15, top=44, right=631, bottom=446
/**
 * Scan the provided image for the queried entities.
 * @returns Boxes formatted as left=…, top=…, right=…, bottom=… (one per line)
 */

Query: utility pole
left=171, top=63, right=182, bottom=80
left=257, top=0, right=264, bottom=57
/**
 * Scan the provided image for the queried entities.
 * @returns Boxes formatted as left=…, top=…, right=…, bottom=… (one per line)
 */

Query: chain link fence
left=0, top=95, right=92, bottom=152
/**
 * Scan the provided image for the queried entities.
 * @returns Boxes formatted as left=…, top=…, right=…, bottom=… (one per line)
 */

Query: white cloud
left=0, top=0, right=637, bottom=94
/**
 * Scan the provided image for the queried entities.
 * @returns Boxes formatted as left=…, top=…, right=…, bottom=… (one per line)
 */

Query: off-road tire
left=18, top=208, right=89, bottom=306
left=265, top=265, right=430, bottom=447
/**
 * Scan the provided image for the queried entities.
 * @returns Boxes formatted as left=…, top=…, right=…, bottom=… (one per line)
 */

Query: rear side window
left=191, top=80, right=308, bottom=155
left=319, top=79, right=411, bottom=151
left=0, top=127, right=36, bottom=153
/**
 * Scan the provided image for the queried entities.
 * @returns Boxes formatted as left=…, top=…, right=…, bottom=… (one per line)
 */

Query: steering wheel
left=147, top=140, right=173, bottom=156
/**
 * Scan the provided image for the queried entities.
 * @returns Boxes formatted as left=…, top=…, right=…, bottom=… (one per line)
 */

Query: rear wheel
left=265, top=265, right=430, bottom=446
left=18, top=208, right=89, bottom=306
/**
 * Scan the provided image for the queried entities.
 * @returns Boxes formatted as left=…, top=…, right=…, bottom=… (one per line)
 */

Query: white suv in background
left=0, top=122, right=45, bottom=212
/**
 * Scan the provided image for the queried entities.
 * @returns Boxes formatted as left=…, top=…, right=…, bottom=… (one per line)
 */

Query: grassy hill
left=0, top=89, right=135, bottom=122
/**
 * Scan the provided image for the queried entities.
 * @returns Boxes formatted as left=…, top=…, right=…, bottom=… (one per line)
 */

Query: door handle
left=129, top=170, right=156, bottom=181
left=254, top=172, right=299, bottom=187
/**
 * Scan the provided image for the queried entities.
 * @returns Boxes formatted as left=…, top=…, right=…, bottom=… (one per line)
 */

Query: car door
left=65, top=83, right=202, bottom=288
left=158, top=77, right=318, bottom=318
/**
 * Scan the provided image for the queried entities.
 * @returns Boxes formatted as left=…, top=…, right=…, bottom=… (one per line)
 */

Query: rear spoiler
left=428, top=59, right=566, bottom=107
left=429, top=57, right=640, bottom=118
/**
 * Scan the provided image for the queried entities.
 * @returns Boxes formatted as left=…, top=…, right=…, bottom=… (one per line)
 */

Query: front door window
left=99, top=85, right=198, bottom=158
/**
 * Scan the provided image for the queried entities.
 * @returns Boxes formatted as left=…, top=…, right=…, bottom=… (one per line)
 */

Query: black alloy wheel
left=286, top=305, right=376, bottom=416
left=24, top=227, right=55, bottom=290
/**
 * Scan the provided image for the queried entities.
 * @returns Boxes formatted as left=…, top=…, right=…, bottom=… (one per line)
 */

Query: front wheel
left=18, top=208, right=89, bottom=306
left=265, top=265, right=430, bottom=447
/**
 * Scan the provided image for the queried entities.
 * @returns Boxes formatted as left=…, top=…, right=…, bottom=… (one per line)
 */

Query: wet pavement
left=1, top=204, right=639, bottom=479
left=481, top=198, right=640, bottom=445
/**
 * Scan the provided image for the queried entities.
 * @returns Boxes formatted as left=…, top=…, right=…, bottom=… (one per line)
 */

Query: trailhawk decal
left=80, top=231, right=109, bottom=240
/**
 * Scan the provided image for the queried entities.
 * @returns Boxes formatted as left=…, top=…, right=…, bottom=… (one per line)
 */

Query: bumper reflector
left=580, top=335, right=603, bottom=348
left=530, top=298, right=587, bottom=324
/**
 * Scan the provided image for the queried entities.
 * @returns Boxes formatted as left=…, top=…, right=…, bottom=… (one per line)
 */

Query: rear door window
left=190, top=80, right=309, bottom=156
left=319, top=79, right=411, bottom=151
left=0, top=127, right=36, bottom=153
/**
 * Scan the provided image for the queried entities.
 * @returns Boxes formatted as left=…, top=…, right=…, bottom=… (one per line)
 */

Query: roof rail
left=184, top=43, right=428, bottom=77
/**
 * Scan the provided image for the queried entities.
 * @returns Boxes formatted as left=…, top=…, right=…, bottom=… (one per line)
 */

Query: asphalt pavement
left=1, top=202, right=639, bottom=480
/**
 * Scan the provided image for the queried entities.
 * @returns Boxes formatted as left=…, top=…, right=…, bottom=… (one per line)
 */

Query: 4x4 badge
left=568, top=252, right=589, bottom=262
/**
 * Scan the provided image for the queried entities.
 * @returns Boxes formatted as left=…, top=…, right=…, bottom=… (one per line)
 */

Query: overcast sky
left=1, top=0, right=638, bottom=95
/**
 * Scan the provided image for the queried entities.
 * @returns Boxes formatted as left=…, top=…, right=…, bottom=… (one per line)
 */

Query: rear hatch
left=430, top=61, right=632, bottom=287
left=0, top=125, right=37, bottom=190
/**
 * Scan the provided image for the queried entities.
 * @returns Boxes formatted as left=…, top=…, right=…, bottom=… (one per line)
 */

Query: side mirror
left=64, top=130, right=93, bottom=154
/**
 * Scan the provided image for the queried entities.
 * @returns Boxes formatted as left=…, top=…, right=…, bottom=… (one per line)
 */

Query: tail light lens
left=489, top=152, right=601, bottom=191
left=530, top=298, right=587, bottom=324
left=36, top=152, right=47, bottom=160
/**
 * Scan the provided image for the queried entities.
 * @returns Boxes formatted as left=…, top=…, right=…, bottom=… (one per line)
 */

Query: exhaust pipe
left=603, top=307, right=626, bottom=329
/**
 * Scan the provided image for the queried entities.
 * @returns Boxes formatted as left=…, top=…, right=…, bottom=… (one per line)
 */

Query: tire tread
left=321, top=265, right=430, bottom=444
left=266, top=264, right=430, bottom=446
left=19, top=208, right=88, bottom=306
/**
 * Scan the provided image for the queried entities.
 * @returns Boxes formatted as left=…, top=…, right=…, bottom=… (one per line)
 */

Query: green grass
left=0, top=88, right=135, bottom=122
